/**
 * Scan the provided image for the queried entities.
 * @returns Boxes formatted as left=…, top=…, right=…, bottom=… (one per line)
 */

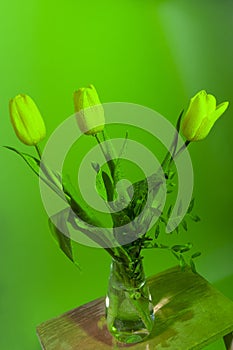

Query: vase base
left=112, top=331, right=150, bottom=344
left=109, top=314, right=154, bottom=344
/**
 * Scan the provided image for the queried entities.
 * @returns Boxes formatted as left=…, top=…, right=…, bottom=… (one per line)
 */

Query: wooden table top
left=37, top=266, right=233, bottom=350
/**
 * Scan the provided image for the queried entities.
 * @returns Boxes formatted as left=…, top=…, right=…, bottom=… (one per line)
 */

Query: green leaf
left=190, top=214, right=201, bottom=222
left=69, top=208, right=118, bottom=249
left=126, top=172, right=164, bottom=218
left=179, top=254, right=186, bottom=270
left=51, top=170, right=62, bottom=185
left=182, top=220, right=188, bottom=231
left=49, top=208, right=80, bottom=269
left=159, top=243, right=169, bottom=249
left=167, top=204, right=172, bottom=218
left=154, top=225, right=160, bottom=239
left=190, top=258, right=197, bottom=273
left=171, top=250, right=180, bottom=260
left=118, top=131, right=128, bottom=159
left=153, top=243, right=159, bottom=248
left=91, top=161, right=100, bottom=173
left=4, top=146, right=62, bottom=192
left=102, top=171, right=114, bottom=202
left=191, top=251, right=201, bottom=259
left=160, top=216, right=167, bottom=225
left=4, top=146, right=41, bottom=176
left=95, top=168, right=108, bottom=201
left=187, top=198, right=195, bottom=213
left=172, top=250, right=186, bottom=270
left=62, top=174, right=100, bottom=226
left=172, top=242, right=192, bottom=253
left=167, top=171, right=175, bottom=181
left=190, top=252, right=201, bottom=273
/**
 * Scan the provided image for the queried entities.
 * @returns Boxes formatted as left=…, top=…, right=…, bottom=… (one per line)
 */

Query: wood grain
left=37, top=266, right=233, bottom=349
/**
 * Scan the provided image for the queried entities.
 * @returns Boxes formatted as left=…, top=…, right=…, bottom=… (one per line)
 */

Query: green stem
left=168, top=140, right=190, bottom=168
left=35, top=144, right=57, bottom=186
left=38, top=173, right=67, bottom=203
left=35, top=144, right=42, bottom=159
left=110, top=260, right=153, bottom=331
left=161, top=110, right=184, bottom=171
left=130, top=296, right=153, bottom=331
left=34, top=144, right=62, bottom=192
left=161, top=149, right=171, bottom=169
left=95, top=133, right=115, bottom=180
left=94, top=133, right=106, bottom=157
left=95, top=131, right=131, bottom=212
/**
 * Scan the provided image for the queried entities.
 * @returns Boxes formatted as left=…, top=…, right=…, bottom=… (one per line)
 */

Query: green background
left=0, top=0, right=232, bottom=349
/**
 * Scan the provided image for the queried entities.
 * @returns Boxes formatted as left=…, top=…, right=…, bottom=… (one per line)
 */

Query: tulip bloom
left=181, top=90, right=229, bottom=141
left=73, top=84, right=105, bottom=135
left=9, top=94, right=46, bottom=146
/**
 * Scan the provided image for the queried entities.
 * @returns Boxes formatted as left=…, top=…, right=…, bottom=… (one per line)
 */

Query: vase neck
left=110, top=258, right=146, bottom=290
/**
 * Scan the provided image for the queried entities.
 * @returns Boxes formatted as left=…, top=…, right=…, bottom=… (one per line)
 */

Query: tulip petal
left=73, top=89, right=85, bottom=112
left=211, top=101, right=229, bottom=122
left=206, top=94, right=216, bottom=114
left=192, top=101, right=229, bottom=141
left=181, top=90, right=207, bottom=140
left=10, top=97, right=33, bottom=145
left=18, top=95, right=45, bottom=143
left=191, top=117, right=214, bottom=141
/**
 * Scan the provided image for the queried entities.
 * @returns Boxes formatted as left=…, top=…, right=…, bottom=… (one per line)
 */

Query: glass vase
left=105, top=258, right=154, bottom=344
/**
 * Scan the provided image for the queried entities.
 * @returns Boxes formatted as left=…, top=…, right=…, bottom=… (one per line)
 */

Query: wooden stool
left=37, top=266, right=233, bottom=349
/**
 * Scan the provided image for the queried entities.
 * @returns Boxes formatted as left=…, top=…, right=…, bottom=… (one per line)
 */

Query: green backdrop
left=0, top=0, right=232, bottom=349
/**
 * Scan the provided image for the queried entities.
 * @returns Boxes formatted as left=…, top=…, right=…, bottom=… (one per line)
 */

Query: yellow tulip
left=9, top=94, right=46, bottom=146
left=73, top=84, right=105, bottom=135
left=181, top=90, right=229, bottom=141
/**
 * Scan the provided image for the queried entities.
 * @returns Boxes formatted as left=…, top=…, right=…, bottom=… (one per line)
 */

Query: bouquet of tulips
left=5, top=86, right=228, bottom=273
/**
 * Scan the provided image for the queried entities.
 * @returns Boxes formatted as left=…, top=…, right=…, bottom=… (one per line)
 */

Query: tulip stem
left=94, top=134, right=106, bottom=157
left=161, top=140, right=190, bottom=175
left=94, top=133, right=115, bottom=180
left=35, top=144, right=64, bottom=196
left=161, top=110, right=184, bottom=170
left=171, top=140, right=190, bottom=163
left=35, top=144, right=42, bottom=159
